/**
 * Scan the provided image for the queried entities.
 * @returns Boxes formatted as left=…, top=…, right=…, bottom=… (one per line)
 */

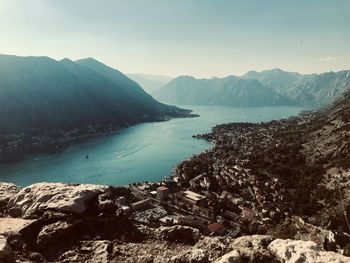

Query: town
left=108, top=112, right=323, bottom=239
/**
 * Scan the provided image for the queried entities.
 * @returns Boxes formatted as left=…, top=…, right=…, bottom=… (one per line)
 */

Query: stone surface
left=0, top=183, right=21, bottom=202
left=0, top=235, right=14, bottom=263
left=170, top=248, right=209, bottom=263
left=110, top=226, right=233, bottom=263
left=0, top=183, right=21, bottom=213
left=0, top=217, right=36, bottom=235
left=268, top=238, right=350, bottom=263
left=214, top=250, right=242, bottom=263
left=36, top=220, right=72, bottom=247
left=230, top=235, right=276, bottom=262
left=155, top=225, right=201, bottom=245
left=7, top=182, right=108, bottom=218
left=81, top=240, right=112, bottom=263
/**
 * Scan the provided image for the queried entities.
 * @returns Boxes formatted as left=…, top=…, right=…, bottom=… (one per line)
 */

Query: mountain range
left=153, top=75, right=293, bottom=106
left=0, top=55, right=188, bottom=134
left=126, top=73, right=173, bottom=94
left=154, top=68, right=350, bottom=107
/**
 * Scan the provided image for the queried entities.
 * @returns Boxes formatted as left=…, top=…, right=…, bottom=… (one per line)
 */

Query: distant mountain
left=0, top=55, right=189, bottom=134
left=242, top=68, right=304, bottom=90
left=242, top=68, right=350, bottom=107
left=126, top=73, right=173, bottom=93
left=285, top=71, right=350, bottom=107
left=153, top=75, right=293, bottom=106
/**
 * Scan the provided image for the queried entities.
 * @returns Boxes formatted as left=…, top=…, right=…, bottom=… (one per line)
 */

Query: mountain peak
left=269, top=68, right=284, bottom=72
left=76, top=57, right=103, bottom=65
left=176, top=75, right=197, bottom=80
left=60, top=58, right=74, bottom=64
left=245, top=70, right=258, bottom=75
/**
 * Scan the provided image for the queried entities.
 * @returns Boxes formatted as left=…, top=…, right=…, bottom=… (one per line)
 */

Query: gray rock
left=214, top=250, right=242, bottom=263
left=155, top=225, right=201, bottom=245
left=0, top=183, right=21, bottom=213
left=81, top=240, right=112, bottom=263
left=230, top=235, right=276, bottom=262
left=268, top=238, right=350, bottom=263
left=37, top=220, right=72, bottom=247
left=170, top=248, right=209, bottom=263
left=7, top=182, right=108, bottom=218
left=0, top=235, right=14, bottom=263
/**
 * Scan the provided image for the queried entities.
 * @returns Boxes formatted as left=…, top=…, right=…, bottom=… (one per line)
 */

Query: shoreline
left=0, top=111, right=199, bottom=165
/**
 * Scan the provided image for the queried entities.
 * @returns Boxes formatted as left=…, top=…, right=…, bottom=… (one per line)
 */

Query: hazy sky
left=0, top=0, right=349, bottom=77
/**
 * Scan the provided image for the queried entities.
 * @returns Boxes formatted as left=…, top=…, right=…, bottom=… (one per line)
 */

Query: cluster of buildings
left=169, top=119, right=312, bottom=235
left=117, top=181, right=234, bottom=236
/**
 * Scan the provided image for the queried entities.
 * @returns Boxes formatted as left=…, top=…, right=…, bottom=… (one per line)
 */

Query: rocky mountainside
left=126, top=73, right=173, bottom=94
left=0, top=182, right=349, bottom=263
left=155, top=68, right=350, bottom=108
left=0, top=55, right=190, bottom=134
left=242, top=68, right=350, bottom=107
left=154, top=75, right=293, bottom=106
left=241, top=68, right=304, bottom=90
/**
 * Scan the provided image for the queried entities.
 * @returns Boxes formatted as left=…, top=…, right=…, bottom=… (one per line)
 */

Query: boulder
left=155, top=225, right=201, bottom=245
left=170, top=248, right=209, bottom=263
left=0, top=235, right=14, bottom=263
left=0, top=183, right=21, bottom=202
left=7, top=182, right=108, bottom=218
left=96, top=192, right=119, bottom=214
left=0, top=183, right=21, bottom=213
left=36, top=220, right=73, bottom=248
left=169, top=235, right=235, bottom=262
left=268, top=238, right=350, bottom=263
left=81, top=240, right=112, bottom=263
left=214, top=250, right=242, bottom=263
left=230, top=235, right=276, bottom=262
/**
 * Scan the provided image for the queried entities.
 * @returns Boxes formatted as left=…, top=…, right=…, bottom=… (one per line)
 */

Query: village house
left=181, top=190, right=207, bottom=206
left=157, top=186, right=169, bottom=201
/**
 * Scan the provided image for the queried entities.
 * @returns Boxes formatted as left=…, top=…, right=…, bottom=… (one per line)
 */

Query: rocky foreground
left=0, top=182, right=349, bottom=262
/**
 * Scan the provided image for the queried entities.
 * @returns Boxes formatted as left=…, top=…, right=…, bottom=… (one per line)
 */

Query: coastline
left=0, top=110, right=199, bottom=164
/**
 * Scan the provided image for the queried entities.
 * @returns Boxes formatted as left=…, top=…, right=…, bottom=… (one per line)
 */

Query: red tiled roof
left=208, top=223, right=225, bottom=233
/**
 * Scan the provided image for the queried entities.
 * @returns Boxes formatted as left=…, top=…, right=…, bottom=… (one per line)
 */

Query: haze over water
left=0, top=105, right=304, bottom=186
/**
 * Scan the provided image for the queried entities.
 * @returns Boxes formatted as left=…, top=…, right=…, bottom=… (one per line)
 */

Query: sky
left=0, top=0, right=349, bottom=78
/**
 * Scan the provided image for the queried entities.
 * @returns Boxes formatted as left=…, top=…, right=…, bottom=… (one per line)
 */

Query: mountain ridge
left=0, top=54, right=191, bottom=134
left=155, top=68, right=350, bottom=107
left=154, top=74, right=293, bottom=106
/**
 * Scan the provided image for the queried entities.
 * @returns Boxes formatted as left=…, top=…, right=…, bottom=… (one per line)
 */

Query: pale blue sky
left=0, top=0, right=349, bottom=77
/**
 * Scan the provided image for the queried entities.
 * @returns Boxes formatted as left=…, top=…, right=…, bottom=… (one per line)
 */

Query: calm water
left=0, top=105, right=304, bottom=186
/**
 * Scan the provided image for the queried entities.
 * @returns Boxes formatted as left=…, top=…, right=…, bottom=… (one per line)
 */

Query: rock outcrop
left=268, top=239, right=350, bottom=263
left=0, top=183, right=20, bottom=213
left=80, top=240, right=112, bottom=263
left=0, top=182, right=349, bottom=262
left=7, top=182, right=108, bottom=218
left=36, top=221, right=73, bottom=248
left=229, top=235, right=276, bottom=262
left=215, top=235, right=350, bottom=263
